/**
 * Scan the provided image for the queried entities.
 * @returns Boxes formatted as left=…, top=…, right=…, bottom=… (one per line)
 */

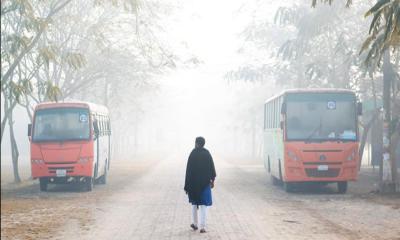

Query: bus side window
left=278, top=97, right=281, bottom=126
left=99, top=116, right=103, bottom=136
left=264, top=104, right=267, bottom=130
left=100, top=117, right=104, bottom=136
left=268, top=103, right=271, bottom=129
left=104, top=117, right=107, bottom=135
left=277, top=99, right=280, bottom=128
left=97, top=116, right=101, bottom=136
left=107, top=118, right=111, bottom=135
left=98, top=117, right=101, bottom=136
left=276, top=99, right=280, bottom=128
left=266, top=103, right=269, bottom=129
left=272, top=100, right=276, bottom=128
left=93, top=116, right=99, bottom=138
left=267, top=103, right=271, bottom=128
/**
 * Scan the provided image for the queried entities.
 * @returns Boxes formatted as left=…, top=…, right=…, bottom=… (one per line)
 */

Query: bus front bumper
left=284, top=162, right=358, bottom=182
left=31, top=162, right=93, bottom=179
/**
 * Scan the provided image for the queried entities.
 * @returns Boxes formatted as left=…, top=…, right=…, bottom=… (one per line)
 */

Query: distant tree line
left=1, top=0, right=180, bottom=182
left=227, top=0, right=399, bottom=192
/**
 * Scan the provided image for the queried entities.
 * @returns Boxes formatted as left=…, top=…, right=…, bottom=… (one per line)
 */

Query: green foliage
left=277, top=40, right=298, bottom=61
left=311, top=0, right=400, bottom=68
left=93, top=0, right=141, bottom=13
left=1, top=0, right=33, bottom=15
left=361, top=0, right=400, bottom=67
left=232, top=1, right=373, bottom=89
left=5, top=34, right=32, bottom=55
left=1, top=0, right=89, bottom=103
left=64, top=53, right=86, bottom=70
left=312, top=0, right=352, bottom=8
left=38, top=45, right=59, bottom=66
left=45, top=81, right=62, bottom=102
left=9, top=79, right=33, bottom=103
left=274, top=6, right=304, bottom=26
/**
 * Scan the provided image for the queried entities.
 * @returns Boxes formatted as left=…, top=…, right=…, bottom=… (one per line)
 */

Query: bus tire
left=337, top=181, right=348, bottom=194
left=39, top=178, right=48, bottom=192
left=99, top=165, right=107, bottom=185
left=85, top=177, right=94, bottom=192
left=271, top=175, right=280, bottom=186
left=283, top=182, right=294, bottom=193
left=263, top=158, right=267, bottom=170
left=278, top=160, right=283, bottom=181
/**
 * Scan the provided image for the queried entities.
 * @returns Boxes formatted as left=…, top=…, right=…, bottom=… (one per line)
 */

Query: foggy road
left=2, top=157, right=399, bottom=240
left=2, top=0, right=400, bottom=240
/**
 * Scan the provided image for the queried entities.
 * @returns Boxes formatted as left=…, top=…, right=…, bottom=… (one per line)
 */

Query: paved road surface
left=1, top=157, right=399, bottom=240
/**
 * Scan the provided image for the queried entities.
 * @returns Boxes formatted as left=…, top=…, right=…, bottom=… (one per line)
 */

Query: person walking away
left=184, top=137, right=216, bottom=233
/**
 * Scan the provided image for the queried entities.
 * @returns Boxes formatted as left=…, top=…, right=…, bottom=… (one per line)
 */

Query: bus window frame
left=283, top=92, right=359, bottom=142
left=31, top=107, right=91, bottom=142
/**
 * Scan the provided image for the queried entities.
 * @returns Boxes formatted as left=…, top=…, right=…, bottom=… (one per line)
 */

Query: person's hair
left=195, top=136, right=205, bottom=148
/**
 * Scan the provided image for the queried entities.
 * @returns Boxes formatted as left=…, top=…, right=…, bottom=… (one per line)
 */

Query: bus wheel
left=85, top=177, right=94, bottom=192
left=39, top=178, right=48, bottom=192
left=99, top=166, right=107, bottom=185
left=271, top=175, right=280, bottom=186
left=337, top=181, right=348, bottom=194
left=283, top=182, right=294, bottom=193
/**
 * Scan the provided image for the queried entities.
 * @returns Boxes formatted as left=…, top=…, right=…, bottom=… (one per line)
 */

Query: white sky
left=152, top=0, right=283, bottom=145
left=1, top=0, right=283, bottom=164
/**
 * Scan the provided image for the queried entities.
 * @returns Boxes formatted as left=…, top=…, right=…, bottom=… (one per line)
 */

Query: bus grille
left=305, top=168, right=340, bottom=178
left=48, top=167, right=74, bottom=174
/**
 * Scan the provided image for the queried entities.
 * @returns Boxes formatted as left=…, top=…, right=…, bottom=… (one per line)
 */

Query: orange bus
left=263, top=89, right=362, bottom=193
left=28, top=102, right=111, bottom=191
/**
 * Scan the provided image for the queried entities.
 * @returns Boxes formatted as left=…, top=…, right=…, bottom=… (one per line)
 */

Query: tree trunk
left=1, top=98, right=17, bottom=143
left=1, top=97, right=9, bottom=143
left=380, top=50, right=396, bottom=192
left=1, top=0, right=73, bottom=87
left=8, top=108, right=21, bottom=183
left=359, top=109, right=380, bottom=169
left=24, top=95, right=33, bottom=122
left=251, top=116, right=256, bottom=159
left=390, top=124, right=399, bottom=192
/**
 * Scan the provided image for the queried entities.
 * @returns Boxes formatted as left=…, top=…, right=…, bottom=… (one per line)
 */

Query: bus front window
left=286, top=93, right=357, bottom=142
left=33, top=108, right=90, bottom=141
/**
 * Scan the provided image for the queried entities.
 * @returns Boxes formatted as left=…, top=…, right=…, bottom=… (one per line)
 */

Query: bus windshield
left=33, top=108, right=90, bottom=142
left=286, top=93, right=357, bottom=142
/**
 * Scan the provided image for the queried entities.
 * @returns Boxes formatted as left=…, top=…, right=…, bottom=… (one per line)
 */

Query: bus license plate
left=318, top=165, right=329, bottom=171
left=56, top=169, right=67, bottom=177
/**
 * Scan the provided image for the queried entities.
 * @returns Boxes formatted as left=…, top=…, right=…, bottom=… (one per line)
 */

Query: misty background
left=1, top=0, right=399, bottom=179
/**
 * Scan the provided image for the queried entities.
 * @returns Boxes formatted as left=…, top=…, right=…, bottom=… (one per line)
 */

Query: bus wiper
left=306, top=117, right=322, bottom=142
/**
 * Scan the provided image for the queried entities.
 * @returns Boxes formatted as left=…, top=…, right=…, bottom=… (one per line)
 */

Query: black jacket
left=184, top=147, right=216, bottom=203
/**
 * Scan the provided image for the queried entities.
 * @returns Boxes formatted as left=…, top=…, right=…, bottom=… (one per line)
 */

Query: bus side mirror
left=28, top=124, right=32, bottom=137
left=281, top=102, right=286, bottom=115
left=280, top=121, right=284, bottom=130
left=357, top=102, right=363, bottom=115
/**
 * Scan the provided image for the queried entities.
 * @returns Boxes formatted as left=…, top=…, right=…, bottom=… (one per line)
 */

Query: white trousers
left=192, top=205, right=207, bottom=229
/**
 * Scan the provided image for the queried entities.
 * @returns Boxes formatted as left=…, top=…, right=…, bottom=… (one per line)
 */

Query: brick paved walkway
left=51, top=158, right=399, bottom=240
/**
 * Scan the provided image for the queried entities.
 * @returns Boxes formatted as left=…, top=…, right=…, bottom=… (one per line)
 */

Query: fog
left=1, top=0, right=282, bottom=168
left=2, top=3, right=400, bottom=239
left=1, top=0, right=399, bottom=177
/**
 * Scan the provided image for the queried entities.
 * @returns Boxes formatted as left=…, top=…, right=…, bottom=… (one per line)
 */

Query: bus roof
left=34, top=101, right=109, bottom=115
left=265, top=88, right=356, bottom=103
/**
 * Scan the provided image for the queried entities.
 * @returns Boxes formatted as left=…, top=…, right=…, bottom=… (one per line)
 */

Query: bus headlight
left=79, top=157, right=90, bottom=164
left=287, top=151, right=298, bottom=161
left=347, top=150, right=356, bottom=161
left=32, top=159, right=44, bottom=164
